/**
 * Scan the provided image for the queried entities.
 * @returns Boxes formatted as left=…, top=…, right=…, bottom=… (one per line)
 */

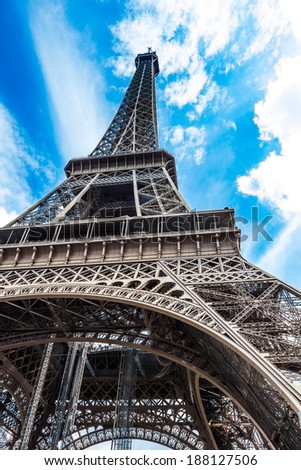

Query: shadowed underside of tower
left=1, top=50, right=301, bottom=451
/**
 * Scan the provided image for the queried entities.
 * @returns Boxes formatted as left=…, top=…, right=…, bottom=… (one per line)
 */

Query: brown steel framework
left=1, top=50, right=301, bottom=450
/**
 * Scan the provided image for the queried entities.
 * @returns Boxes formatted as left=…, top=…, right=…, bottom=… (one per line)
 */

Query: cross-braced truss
left=7, top=164, right=189, bottom=227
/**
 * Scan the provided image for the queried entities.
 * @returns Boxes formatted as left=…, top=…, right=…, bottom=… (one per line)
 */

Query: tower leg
left=112, top=348, right=137, bottom=450
left=62, top=343, right=89, bottom=441
left=17, top=342, right=54, bottom=449
left=49, top=343, right=79, bottom=449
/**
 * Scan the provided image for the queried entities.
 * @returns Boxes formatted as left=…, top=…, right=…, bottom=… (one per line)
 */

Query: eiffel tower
left=1, top=50, right=301, bottom=451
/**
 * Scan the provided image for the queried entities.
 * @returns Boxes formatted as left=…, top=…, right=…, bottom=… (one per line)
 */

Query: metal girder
left=5, top=166, right=190, bottom=227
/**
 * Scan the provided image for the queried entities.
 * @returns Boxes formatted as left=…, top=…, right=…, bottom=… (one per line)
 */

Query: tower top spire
left=90, top=50, right=160, bottom=157
left=135, top=49, right=159, bottom=76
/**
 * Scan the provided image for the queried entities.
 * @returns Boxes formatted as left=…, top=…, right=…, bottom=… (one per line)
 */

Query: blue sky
left=1, top=0, right=301, bottom=290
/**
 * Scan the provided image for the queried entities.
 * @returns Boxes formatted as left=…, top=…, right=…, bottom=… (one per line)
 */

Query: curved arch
left=0, top=369, right=29, bottom=448
left=36, top=349, right=272, bottom=450
left=61, top=425, right=204, bottom=450
left=1, top=281, right=300, bottom=416
left=0, top=368, right=28, bottom=423
left=1, top=286, right=301, bottom=448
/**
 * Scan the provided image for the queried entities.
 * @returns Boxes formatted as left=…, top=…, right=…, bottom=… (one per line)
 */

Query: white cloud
left=255, top=57, right=301, bottom=143
left=242, top=0, right=287, bottom=61
left=237, top=52, right=301, bottom=283
left=243, top=0, right=301, bottom=61
left=237, top=0, right=301, bottom=221
left=195, top=83, right=220, bottom=116
left=165, top=59, right=207, bottom=107
left=110, top=0, right=301, bottom=135
left=238, top=55, right=301, bottom=219
left=110, top=0, right=247, bottom=110
left=220, top=1, right=301, bottom=285
left=224, top=120, right=237, bottom=132
left=0, top=103, right=55, bottom=227
left=29, top=0, right=109, bottom=160
left=169, top=125, right=206, bottom=164
left=185, top=82, right=222, bottom=121
left=0, top=207, right=18, bottom=227
left=169, top=125, right=184, bottom=145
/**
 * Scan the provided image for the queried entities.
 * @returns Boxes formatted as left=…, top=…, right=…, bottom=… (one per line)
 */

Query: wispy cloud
left=29, top=0, right=109, bottom=160
left=168, top=125, right=206, bottom=164
left=109, top=0, right=292, bottom=111
left=165, top=56, right=207, bottom=107
left=0, top=103, right=56, bottom=227
left=258, top=216, right=301, bottom=272
left=242, top=0, right=300, bottom=61
left=110, top=0, right=245, bottom=107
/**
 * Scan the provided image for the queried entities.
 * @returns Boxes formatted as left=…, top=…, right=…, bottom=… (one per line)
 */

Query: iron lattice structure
left=1, top=50, right=301, bottom=450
